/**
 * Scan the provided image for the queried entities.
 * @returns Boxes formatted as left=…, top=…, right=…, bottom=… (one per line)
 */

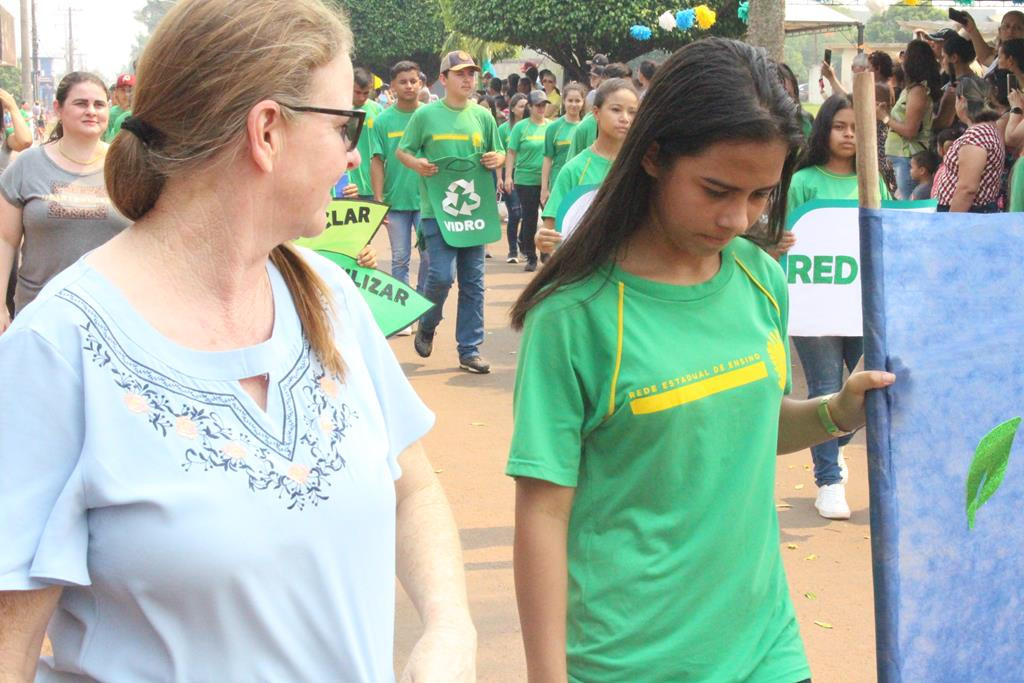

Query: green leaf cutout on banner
left=294, top=198, right=389, bottom=258
left=966, top=417, right=1020, bottom=530
left=317, top=251, right=433, bottom=338
left=423, top=155, right=502, bottom=248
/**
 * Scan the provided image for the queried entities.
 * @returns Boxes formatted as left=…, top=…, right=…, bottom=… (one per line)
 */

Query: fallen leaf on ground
left=788, top=465, right=795, bottom=470
left=794, top=484, right=805, bottom=490
left=434, top=469, right=444, bottom=474
left=863, top=535, right=871, bottom=540
left=786, top=543, right=799, bottom=549
left=470, top=422, right=487, bottom=427
left=803, top=465, right=811, bottom=470
left=804, top=592, right=817, bottom=600
left=804, top=554, right=818, bottom=561
left=776, top=503, right=792, bottom=510
left=814, top=621, right=833, bottom=629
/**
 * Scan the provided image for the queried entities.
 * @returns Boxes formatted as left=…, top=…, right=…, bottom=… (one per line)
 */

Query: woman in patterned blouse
left=933, top=76, right=1006, bottom=212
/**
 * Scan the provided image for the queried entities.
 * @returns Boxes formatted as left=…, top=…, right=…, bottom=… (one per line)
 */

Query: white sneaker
left=815, top=483, right=851, bottom=520
left=838, top=447, right=849, bottom=485
left=395, top=325, right=413, bottom=336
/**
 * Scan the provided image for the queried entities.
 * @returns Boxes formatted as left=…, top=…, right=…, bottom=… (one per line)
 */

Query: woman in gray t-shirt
left=0, top=72, right=130, bottom=331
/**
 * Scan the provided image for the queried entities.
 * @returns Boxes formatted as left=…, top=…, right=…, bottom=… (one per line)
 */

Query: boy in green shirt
left=103, top=74, right=134, bottom=143
left=348, top=67, right=384, bottom=200
left=371, top=61, right=427, bottom=294
left=396, top=50, right=505, bottom=374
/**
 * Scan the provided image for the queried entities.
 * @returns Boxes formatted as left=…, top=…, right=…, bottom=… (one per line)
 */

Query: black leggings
left=516, top=183, right=541, bottom=263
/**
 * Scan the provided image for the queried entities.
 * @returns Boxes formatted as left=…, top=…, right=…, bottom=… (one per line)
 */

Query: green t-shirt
left=1011, top=159, right=1024, bottom=212
left=566, top=113, right=597, bottom=160
left=498, top=120, right=512, bottom=150
left=509, top=118, right=549, bottom=186
left=544, top=116, right=581, bottom=189
left=542, top=147, right=612, bottom=220
left=348, top=100, right=383, bottom=198
left=507, top=237, right=809, bottom=682
left=102, top=105, right=131, bottom=144
left=787, top=165, right=892, bottom=218
left=398, top=98, right=504, bottom=218
left=370, top=105, right=421, bottom=211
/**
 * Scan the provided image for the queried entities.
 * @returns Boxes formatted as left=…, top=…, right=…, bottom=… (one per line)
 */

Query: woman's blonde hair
left=105, top=0, right=353, bottom=377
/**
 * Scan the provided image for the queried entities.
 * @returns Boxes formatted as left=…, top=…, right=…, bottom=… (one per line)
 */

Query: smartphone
left=949, top=8, right=970, bottom=26
left=824, top=49, right=832, bottom=65
left=1009, top=73, right=1015, bottom=95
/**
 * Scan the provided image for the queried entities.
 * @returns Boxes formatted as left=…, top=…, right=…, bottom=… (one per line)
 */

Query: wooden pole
left=854, top=70, right=881, bottom=210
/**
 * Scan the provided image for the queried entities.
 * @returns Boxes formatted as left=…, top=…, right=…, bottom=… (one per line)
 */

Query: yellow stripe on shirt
left=432, top=134, right=470, bottom=142
left=630, top=362, right=769, bottom=415
left=387, top=131, right=405, bottom=138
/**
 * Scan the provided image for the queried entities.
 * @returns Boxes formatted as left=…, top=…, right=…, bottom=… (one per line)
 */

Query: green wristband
left=817, top=394, right=848, bottom=436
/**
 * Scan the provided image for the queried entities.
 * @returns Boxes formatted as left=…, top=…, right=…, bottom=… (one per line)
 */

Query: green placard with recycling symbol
left=423, top=155, right=502, bottom=248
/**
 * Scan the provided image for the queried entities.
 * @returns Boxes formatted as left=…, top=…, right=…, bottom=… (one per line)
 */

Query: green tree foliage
left=449, top=0, right=747, bottom=82
left=129, top=0, right=176, bottom=68
left=0, top=66, right=23, bottom=98
left=864, top=5, right=946, bottom=44
left=332, top=0, right=447, bottom=79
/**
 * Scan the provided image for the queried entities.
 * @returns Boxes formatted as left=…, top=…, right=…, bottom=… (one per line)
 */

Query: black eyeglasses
left=278, top=103, right=366, bottom=151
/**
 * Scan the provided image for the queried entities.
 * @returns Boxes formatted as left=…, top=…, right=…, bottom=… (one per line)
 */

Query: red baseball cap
left=116, top=74, right=136, bottom=89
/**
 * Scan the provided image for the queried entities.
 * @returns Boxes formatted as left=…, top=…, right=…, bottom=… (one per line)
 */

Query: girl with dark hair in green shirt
left=507, top=38, right=894, bottom=682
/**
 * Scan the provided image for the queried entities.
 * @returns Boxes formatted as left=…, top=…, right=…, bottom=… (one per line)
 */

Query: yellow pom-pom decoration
left=695, top=4, right=717, bottom=29
left=905, top=0, right=920, bottom=6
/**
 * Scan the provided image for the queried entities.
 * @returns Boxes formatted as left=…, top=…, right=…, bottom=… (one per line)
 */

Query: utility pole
left=31, top=0, right=38, bottom=102
left=20, top=0, right=31, bottom=104
left=67, top=7, right=73, bottom=73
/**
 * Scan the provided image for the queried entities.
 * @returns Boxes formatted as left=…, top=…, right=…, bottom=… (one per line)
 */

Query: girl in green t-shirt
left=504, top=92, right=552, bottom=271
left=507, top=38, right=895, bottom=683
left=786, top=94, right=890, bottom=521
left=541, top=82, right=587, bottom=207
left=535, top=78, right=639, bottom=254
left=498, top=94, right=527, bottom=263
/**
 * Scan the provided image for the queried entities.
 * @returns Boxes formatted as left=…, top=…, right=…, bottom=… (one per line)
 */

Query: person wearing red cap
left=103, top=74, right=135, bottom=143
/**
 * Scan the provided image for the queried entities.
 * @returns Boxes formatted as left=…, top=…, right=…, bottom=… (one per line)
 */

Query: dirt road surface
left=386, top=240, right=876, bottom=683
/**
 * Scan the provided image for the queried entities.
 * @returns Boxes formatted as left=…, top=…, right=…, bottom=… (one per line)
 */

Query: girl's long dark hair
left=507, top=93, right=527, bottom=126
left=800, top=94, right=852, bottom=170
left=510, top=38, right=804, bottom=330
left=903, top=39, right=942, bottom=104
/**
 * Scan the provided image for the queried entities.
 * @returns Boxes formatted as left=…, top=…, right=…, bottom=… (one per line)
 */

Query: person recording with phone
left=953, top=8, right=1024, bottom=75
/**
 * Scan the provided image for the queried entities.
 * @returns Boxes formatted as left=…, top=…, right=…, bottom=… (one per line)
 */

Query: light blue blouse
left=0, top=249, right=434, bottom=681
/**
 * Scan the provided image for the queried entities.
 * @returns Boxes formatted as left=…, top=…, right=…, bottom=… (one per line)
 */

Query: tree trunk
left=747, top=0, right=786, bottom=63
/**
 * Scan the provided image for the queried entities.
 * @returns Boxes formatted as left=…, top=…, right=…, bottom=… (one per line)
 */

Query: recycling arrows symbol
left=441, top=179, right=481, bottom=217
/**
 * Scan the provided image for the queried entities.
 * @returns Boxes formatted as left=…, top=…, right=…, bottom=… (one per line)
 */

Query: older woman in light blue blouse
left=0, top=0, right=475, bottom=680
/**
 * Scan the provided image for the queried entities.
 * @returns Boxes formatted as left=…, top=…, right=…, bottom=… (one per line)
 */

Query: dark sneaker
left=485, top=251, right=492, bottom=259
left=459, top=355, right=491, bottom=374
left=524, top=260, right=537, bottom=272
left=506, top=254, right=519, bottom=264
left=414, top=329, right=434, bottom=358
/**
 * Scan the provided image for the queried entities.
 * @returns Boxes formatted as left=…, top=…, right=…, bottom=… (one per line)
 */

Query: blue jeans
left=887, top=155, right=913, bottom=200
left=503, top=189, right=522, bottom=257
left=385, top=210, right=419, bottom=286
left=418, top=218, right=485, bottom=359
left=791, top=336, right=863, bottom=487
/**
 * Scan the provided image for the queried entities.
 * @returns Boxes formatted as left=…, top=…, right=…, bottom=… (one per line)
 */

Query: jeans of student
left=385, top=210, right=419, bottom=287
left=418, top=218, right=485, bottom=359
left=503, top=189, right=522, bottom=257
left=516, top=184, right=541, bottom=264
left=887, top=155, right=913, bottom=199
left=791, top=335, right=863, bottom=487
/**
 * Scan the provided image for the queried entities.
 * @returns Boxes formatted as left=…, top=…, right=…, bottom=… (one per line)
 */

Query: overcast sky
left=0, top=0, right=147, bottom=81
